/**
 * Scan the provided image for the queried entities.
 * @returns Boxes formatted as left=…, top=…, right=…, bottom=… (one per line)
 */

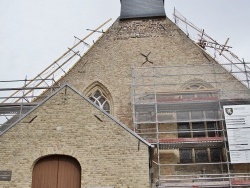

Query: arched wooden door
left=32, top=155, right=81, bottom=188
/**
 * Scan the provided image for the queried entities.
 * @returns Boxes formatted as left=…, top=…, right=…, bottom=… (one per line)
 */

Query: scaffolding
left=131, top=63, right=250, bottom=187
left=173, top=9, right=250, bottom=89
left=0, top=19, right=112, bottom=136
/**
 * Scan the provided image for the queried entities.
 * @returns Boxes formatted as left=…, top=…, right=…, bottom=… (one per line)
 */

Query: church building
left=1, top=0, right=250, bottom=187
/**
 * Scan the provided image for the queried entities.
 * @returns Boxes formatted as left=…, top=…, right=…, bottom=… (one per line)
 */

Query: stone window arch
left=185, top=84, right=207, bottom=90
left=181, top=79, right=213, bottom=90
left=180, top=79, right=215, bottom=99
left=84, top=81, right=113, bottom=114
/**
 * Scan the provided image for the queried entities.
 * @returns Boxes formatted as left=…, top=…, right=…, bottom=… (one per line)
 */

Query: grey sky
left=0, top=0, right=249, bottom=84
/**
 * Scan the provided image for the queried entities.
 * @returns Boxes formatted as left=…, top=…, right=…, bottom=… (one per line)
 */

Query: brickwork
left=57, top=17, right=248, bottom=129
left=0, top=86, right=150, bottom=188
left=1, top=16, right=249, bottom=187
left=52, top=17, right=249, bottom=183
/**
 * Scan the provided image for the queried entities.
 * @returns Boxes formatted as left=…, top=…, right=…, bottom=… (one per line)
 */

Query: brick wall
left=1, top=16, right=249, bottom=187
left=0, top=86, right=150, bottom=188
left=57, top=18, right=248, bottom=129
left=52, top=17, right=249, bottom=181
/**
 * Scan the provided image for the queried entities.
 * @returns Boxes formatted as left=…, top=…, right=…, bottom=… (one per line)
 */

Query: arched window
left=84, top=81, right=113, bottom=114
left=178, top=79, right=222, bottom=163
left=185, top=84, right=206, bottom=90
left=89, top=90, right=110, bottom=113
left=180, top=79, right=214, bottom=99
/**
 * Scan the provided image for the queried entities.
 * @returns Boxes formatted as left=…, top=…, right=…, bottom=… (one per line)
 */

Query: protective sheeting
left=120, top=0, right=166, bottom=19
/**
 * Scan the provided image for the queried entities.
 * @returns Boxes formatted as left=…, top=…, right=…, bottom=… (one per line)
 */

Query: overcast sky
left=0, top=0, right=250, bottom=84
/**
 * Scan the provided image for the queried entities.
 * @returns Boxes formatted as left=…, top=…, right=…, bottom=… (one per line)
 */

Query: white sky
left=0, top=0, right=250, bottom=83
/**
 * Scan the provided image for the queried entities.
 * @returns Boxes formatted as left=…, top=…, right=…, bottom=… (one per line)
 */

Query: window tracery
left=85, top=81, right=113, bottom=114
left=89, top=90, right=110, bottom=113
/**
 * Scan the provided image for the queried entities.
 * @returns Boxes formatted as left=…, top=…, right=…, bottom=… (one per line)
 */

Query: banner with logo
left=223, top=105, right=250, bottom=163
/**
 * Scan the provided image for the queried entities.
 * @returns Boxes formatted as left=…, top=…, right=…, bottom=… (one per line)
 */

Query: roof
left=120, top=0, right=166, bottom=19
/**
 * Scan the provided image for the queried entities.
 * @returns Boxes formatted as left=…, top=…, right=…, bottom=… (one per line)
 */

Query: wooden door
left=32, top=155, right=81, bottom=188
left=57, top=156, right=81, bottom=188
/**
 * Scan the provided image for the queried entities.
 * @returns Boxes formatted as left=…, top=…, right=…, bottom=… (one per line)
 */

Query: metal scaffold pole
left=1, top=18, right=112, bottom=104
left=131, top=63, right=250, bottom=187
left=0, top=19, right=112, bottom=136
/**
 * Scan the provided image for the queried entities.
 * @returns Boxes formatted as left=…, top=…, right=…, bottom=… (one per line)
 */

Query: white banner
left=224, top=105, right=250, bottom=164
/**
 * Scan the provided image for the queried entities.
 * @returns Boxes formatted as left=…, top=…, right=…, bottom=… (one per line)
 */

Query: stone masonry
left=57, top=17, right=248, bottom=129
left=0, top=85, right=151, bottom=188
left=1, top=14, right=250, bottom=187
